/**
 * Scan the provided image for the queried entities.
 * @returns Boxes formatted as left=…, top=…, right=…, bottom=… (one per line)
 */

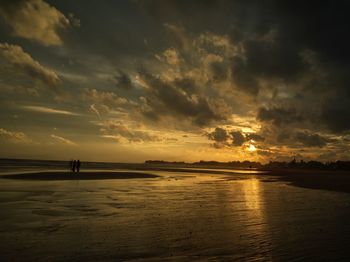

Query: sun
left=247, top=144, right=257, bottom=152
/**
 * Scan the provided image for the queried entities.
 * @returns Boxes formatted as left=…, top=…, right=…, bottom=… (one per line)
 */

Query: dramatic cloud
left=245, top=133, right=265, bottom=142
left=0, top=43, right=60, bottom=86
left=0, top=128, right=31, bottom=143
left=207, top=127, right=254, bottom=148
left=257, top=107, right=303, bottom=127
left=138, top=71, right=231, bottom=127
left=295, top=132, right=329, bottom=148
left=207, top=127, right=228, bottom=143
left=0, top=1, right=350, bottom=162
left=231, top=131, right=245, bottom=146
left=0, top=0, right=70, bottom=46
left=320, top=99, right=350, bottom=133
left=140, top=1, right=350, bottom=130
left=114, top=71, right=133, bottom=90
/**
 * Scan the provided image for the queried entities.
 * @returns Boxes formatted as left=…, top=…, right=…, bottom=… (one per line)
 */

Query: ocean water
left=1, top=160, right=350, bottom=261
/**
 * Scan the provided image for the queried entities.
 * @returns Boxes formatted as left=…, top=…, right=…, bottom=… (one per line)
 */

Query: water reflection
left=2, top=170, right=350, bottom=260
left=235, top=177, right=272, bottom=260
left=242, top=178, right=263, bottom=211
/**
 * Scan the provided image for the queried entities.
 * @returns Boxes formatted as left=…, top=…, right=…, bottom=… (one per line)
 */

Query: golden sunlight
left=247, top=144, right=257, bottom=152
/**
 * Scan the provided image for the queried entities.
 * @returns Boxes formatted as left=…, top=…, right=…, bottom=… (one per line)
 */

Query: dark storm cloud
left=237, top=1, right=350, bottom=133
left=173, top=78, right=198, bottom=95
left=257, top=107, right=303, bottom=127
left=210, top=61, right=228, bottom=82
left=246, top=133, right=264, bottom=142
left=269, top=1, right=350, bottom=65
left=231, top=131, right=245, bottom=146
left=139, top=0, right=350, bottom=134
left=295, top=131, right=329, bottom=148
left=138, top=0, right=308, bottom=82
left=320, top=97, right=350, bottom=133
left=138, top=71, right=230, bottom=126
left=114, top=71, right=133, bottom=90
left=207, top=127, right=228, bottom=142
left=276, top=130, right=291, bottom=143
left=230, top=56, right=259, bottom=95
left=46, top=0, right=167, bottom=69
left=207, top=127, right=252, bottom=148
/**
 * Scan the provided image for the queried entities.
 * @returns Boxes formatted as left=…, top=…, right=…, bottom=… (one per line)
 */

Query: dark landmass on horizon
left=145, top=159, right=350, bottom=171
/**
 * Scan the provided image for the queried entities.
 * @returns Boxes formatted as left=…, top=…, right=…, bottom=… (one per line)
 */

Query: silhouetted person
left=76, top=160, right=81, bottom=173
left=72, top=160, right=77, bottom=172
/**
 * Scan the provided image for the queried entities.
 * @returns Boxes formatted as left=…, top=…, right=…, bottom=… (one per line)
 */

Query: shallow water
left=1, top=168, right=350, bottom=261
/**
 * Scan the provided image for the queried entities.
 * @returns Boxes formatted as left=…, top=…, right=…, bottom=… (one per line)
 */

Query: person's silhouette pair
left=70, top=159, right=81, bottom=172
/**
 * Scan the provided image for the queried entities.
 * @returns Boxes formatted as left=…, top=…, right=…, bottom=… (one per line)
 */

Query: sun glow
left=248, top=144, right=257, bottom=152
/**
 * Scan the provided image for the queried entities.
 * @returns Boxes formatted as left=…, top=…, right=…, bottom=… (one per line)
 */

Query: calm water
left=1, top=165, right=350, bottom=261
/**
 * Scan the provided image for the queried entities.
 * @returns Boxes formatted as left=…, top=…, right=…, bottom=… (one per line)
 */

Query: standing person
left=72, top=160, right=77, bottom=172
left=76, top=160, right=81, bottom=173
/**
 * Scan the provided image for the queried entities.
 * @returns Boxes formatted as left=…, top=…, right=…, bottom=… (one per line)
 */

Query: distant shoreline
left=2, top=167, right=350, bottom=194
left=2, top=158, right=350, bottom=171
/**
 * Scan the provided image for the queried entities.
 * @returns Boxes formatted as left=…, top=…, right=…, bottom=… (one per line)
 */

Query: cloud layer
left=0, top=0, right=350, bottom=162
left=0, top=43, right=60, bottom=86
left=0, top=0, right=70, bottom=46
left=0, top=128, right=31, bottom=143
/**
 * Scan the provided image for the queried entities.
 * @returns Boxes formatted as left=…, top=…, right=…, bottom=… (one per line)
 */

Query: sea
left=1, top=158, right=350, bottom=261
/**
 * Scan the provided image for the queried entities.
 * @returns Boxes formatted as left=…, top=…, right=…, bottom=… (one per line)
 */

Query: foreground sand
left=0, top=171, right=159, bottom=180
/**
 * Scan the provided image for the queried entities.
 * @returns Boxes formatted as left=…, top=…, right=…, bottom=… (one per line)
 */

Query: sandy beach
left=3, top=168, right=350, bottom=194
left=1, top=171, right=159, bottom=180
left=269, top=169, right=350, bottom=193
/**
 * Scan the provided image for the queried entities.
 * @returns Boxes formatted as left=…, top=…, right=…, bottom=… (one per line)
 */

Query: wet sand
left=0, top=171, right=159, bottom=180
left=1, top=168, right=350, bottom=260
left=270, top=169, right=350, bottom=193
left=3, top=169, right=350, bottom=194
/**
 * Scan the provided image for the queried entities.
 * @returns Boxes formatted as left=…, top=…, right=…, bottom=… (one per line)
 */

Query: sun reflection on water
left=237, top=177, right=272, bottom=259
left=242, top=178, right=263, bottom=211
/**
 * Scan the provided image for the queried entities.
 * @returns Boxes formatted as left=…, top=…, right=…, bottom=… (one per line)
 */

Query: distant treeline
left=145, top=160, right=262, bottom=168
left=145, top=159, right=350, bottom=170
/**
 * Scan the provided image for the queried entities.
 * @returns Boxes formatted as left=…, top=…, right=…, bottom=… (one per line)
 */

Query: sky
left=0, top=0, right=350, bottom=163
